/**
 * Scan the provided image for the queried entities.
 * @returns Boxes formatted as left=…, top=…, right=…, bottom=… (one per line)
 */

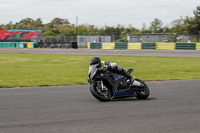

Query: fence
left=31, top=35, right=121, bottom=45
left=31, top=35, right=77, bottom=44
left=128, top=34, right=200, bottom=43
left=1, top=33, right=200, bottom=49
left=32, top=35, right=112, bottom=47
left=78, top=35, right=112, bottom=45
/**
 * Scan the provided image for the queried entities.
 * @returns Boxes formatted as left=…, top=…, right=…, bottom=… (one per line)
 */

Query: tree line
left=0, top=6, right=200, bottom=41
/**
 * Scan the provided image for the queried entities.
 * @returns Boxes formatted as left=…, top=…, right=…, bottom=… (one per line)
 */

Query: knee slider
left=117, top=66, right=123, bottom=71
left=110, top=62, right=117, bottom=69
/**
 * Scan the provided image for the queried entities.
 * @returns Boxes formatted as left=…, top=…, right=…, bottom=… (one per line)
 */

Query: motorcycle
left=88, top=64, right=150, bottom=102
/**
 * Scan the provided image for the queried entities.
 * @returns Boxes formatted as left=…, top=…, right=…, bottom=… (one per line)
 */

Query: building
left=128, top=33, right=168, bottom=43
left=78, top=35, right=111, bottom=45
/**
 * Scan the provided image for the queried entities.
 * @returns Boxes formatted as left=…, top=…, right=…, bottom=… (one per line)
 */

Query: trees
left=43, top=31, right=55, bottom=36
left=46, top=18, right=70, bottom=35
left=194, top=5, right=200, bottom=17
left=186, top=6, right=200, bottom=34
left=149, top=18, right=163, bottom=33
left=141, top=23, right=151, bottom=34
left=47, top=18, right=70, bottom=28
left=17, top=18, right=34, bottom=25
left=170, top=16, right=188, bottom=35
left=0, top=5, right=200, bottom=41
left=13, top=18, right=43, bottom=30
left=186, top=17, right=200, bottom=34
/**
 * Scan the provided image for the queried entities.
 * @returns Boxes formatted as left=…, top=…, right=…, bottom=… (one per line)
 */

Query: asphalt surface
left=0, top=48, right=200, bottom=132
left=0, top=79, right=200, bottom=133
left=0, top=48, right=200, bottom=57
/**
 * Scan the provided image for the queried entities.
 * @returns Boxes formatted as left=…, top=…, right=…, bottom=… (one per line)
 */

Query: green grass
left=0, top=53, right=200, bottom=88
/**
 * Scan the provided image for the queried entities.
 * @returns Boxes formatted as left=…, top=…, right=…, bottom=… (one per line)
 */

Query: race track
left=0, top=48, right=200, bottom=57
left=0, top=48, right=200, bottom=133
left=0, top=79, right=200, bottom=133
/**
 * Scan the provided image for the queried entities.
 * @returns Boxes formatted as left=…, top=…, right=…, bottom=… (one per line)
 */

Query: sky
left=0, top=0, right=199, bottom=29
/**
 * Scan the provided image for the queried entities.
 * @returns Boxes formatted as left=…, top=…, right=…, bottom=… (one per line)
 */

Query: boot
left=126, top=75, right=135, bottom=86
left=120, top=70, right=134, bottom=85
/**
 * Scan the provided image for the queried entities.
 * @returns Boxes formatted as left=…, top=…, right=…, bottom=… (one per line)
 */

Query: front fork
left=95, top=80, right=116, bottom=97
left=100, top=81, right=107, bottom=91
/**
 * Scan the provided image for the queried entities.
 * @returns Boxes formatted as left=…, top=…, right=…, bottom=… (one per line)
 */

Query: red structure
left=0, top=30, right=40, bottom=40
left=0, top=30, right=24, bottom=40
left=22, top=31, right=40, bottom=40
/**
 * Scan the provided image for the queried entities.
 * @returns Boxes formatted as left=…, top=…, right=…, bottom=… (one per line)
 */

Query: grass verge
left=0, top=53, right=200, bottom=88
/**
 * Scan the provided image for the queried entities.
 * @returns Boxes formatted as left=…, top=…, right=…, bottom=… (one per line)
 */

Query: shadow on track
left=110, top=97, right=156, bottom=102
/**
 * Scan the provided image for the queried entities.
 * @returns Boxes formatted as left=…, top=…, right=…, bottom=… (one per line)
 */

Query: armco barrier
left=87, top=43, right=90, bottom=49
left=90, top=43, right=102, bottom=49
left=102, top=43, right=115, bottom=49
left=128, top=43, right=141, bottom=49
left=17, top=42, right=27, bottom=48
left=27, top=42, right=32, bottom=48
left=176, top=43, right=196, bottom=50
left=142, top=43, right=156, bottom=49
left=115, top=42, right=127, bottom=49
left=0, top=42, right=6, bottom=47
left=196, top=43, right=200, bottom=50
left=88, top=42, right=200, bottom=50
left=15, top=42, right=20, bottom=48
left=9, top=42, right=16, bottom=47
left=0, top=42, right=38, bottom=48
left=26, top=42, right=37, bottom=48
left=31, top=42, right=37, bottom=48
left=156, top=43, right=175, bottom=50
left=0, top=42, right=16, bottom=47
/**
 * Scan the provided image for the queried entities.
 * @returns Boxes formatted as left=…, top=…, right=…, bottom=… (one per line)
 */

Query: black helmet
left=90, top=57, right=101, bottom=65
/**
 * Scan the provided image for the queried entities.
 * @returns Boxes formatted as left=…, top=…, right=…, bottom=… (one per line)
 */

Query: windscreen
left=88, top=64, right=99, bottom=74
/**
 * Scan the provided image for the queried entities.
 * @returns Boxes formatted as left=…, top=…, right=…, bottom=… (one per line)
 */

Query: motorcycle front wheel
left=90, top=81, right=112, bottom=102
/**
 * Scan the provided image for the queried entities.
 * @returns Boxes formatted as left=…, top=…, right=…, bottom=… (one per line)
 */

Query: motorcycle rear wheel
left=135, top=80, right=150, bottom=99
left=90, top=82, right=112, bottom=102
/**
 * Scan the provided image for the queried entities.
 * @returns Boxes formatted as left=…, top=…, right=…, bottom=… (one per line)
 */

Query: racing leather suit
left=100, top=61, right=133, bottom=82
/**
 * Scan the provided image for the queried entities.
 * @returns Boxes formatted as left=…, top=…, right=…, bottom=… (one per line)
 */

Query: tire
left=135, top=80, right=150, bottom=99
left=44, top=43, right=48, bottom=48
left=51, top=44, right=55, bottom=48
left=90, top=82, right=112, bottom=102
left=57, top=43, right=61, bottom=48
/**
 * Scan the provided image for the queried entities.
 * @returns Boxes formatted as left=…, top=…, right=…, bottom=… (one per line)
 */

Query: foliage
left=0, top=6, right=200, bottom=40
left=43, top=31, right=55, bottom=36
left=186, top=16, right=200, bottom=34
left=47, top=17, right=70, bottom=28
left=43, top=36, right=57, bottom=44
left=149, top=18, right=163, bottom=33
left=166, top=33, right=178, bottom=42
left=170, top=16, right=188, bottom=35
left=141, top=23, right=151, bottom=34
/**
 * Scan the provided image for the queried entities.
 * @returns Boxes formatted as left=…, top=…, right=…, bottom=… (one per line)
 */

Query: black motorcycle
left=88, top=64, right=150, bottom=102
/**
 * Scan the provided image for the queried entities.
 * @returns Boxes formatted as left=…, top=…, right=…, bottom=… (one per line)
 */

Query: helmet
left=90, top=57, right=101, bottom=65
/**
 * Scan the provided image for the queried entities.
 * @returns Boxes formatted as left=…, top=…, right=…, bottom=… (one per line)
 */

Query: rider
left=90, top=56, right=134, bottom=84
